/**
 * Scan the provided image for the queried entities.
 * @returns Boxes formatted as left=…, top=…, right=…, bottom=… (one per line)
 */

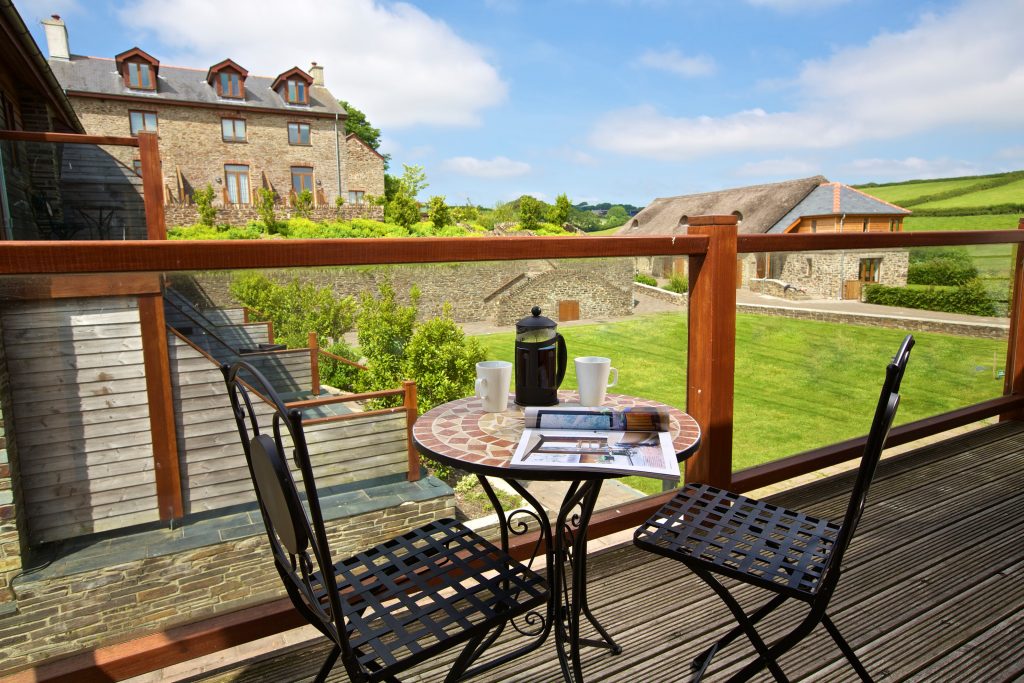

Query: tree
left=338, top=99, right=390, bottom=168
left=400, top=164, right=429, bottom=200
left=519, top=195, right=543, bottom=231
left=552, top=193, right=571, bottom=226
left=229, top=273, right=356, bottom=349
left=355, top=283, right=420, bottom=396
left=603, top=205, right=629, bottom=229
left=192, top=184, right=217, bottom=227
left=403, top=304, right=485, bottom=414
left=428, top=195, right=451, bottom=229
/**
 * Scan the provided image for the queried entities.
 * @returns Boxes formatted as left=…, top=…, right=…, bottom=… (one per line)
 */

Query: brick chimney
left=309, top=62, right=324, bottom=86
left=41, top=15, right=69, bottom=60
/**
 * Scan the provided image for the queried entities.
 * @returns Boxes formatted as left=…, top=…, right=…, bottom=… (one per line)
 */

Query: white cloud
left=441, top=156, right=531, bottom=178
left=591, top=0, right=1024, bottom=160
left=634, top=48, right=715, bottom=78
left=117, top=0, right=506, bottom=128
left=846, top=157, right=980, bottom=179
left=997, top=145, right=1024, bottom=159
left=745, top=0, right=850, bottom=10
left=736, top=158, right=819, bottom=177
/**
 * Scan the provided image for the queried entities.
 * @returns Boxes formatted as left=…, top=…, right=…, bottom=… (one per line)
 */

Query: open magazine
left=509, top=406, right=680, bottom=480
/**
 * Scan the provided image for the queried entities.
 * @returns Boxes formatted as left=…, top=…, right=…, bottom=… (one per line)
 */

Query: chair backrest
left=826, top=334, right=914, bottom=586
left=221, top=361, right=351, bottom=662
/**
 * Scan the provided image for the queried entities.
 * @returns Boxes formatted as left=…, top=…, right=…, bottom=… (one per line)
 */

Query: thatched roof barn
left=620, top=176, right=910, bottom=236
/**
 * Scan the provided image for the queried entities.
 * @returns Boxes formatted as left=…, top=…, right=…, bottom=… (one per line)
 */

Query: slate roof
left=49, top=55, right=346, bottom=117
left=619, top=176, right=827, bottom=236
left=767, top=182, right=912, bottom=233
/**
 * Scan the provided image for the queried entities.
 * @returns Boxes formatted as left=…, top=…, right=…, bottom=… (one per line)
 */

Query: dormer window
left=115, top=47, right=160, bottom=92
left=207, top=59, right=248, bottom=100
left=287, top=80, right=306, bottom=104
left=127, top=62, right=153, bottom=89
left=272, top=67, right=313, bottom=106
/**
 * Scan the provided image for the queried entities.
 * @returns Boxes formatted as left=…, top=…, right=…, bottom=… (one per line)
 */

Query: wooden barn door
left=558, top=300, right=580, bottom=322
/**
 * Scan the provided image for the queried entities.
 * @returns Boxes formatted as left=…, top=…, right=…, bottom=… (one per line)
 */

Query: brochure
left=509, top=406, right=680, bottom=480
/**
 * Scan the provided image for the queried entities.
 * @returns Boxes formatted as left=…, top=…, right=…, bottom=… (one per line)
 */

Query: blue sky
left=16, top=0, right=1024, bottom=207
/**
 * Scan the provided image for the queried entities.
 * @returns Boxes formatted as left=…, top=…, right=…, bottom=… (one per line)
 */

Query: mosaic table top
left=413, top=391, right=701, bottom=480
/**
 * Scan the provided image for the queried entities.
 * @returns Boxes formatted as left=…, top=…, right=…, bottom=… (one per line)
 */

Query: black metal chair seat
left=635, top=335, right=914, bottom=682
left=636, top=483, right=841, bottom=599
left=223, top=362, right=548, bottom=682
left=334, top=518, right=547, bottom=676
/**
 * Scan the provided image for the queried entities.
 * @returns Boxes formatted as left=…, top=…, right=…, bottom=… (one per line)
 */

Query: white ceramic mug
left=575, top=356, right=618, bottom=407
left=475, top=360, right=512, bottom=412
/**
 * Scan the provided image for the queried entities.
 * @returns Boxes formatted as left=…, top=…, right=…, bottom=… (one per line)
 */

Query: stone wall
left=0, top=485, right=453, bottom=675
left=69, top=97, right=351, bottom=207
left=171, top=258, right=635, bottom=326
left=0, top=324, right=21, bottom=611
left=633, top=282, right=686, bottom=307
left=164, top=203, right=384, bottom=228
left=345, top=134, right=385, bottom=198
left=741, top=249, right=909, bottom=299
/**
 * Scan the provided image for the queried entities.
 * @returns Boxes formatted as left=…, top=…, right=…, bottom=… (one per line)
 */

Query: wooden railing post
left=685, top=215, right=738, bottom=488
left=266, top=319, right=275, bottom=343
left=1002, top=218, right=1024, bottom=421
left=137, top=132, right=166, bottom=240
left=308, top=331, right=320, bottom=396
left=404, top=380, right=421, bottom=481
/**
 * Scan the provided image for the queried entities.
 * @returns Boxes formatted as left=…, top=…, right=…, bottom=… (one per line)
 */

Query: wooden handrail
left=738, top=229, right=1024, bottom=253
left=284, top=387, right=404, bottom=409
left=0, top=129, right=139, bottom=146
left=0, top=235, right=711, bottom=275
left=319, top=348, right=368, bottom=370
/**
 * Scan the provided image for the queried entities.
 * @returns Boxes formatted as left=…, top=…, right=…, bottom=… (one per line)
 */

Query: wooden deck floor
left=194, top=421, right=1024, bottom=682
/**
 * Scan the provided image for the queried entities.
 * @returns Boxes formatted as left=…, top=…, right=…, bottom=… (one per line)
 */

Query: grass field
left=475, top=312, right=1006, bottom=494
left=912, top=177, right=1024, bottom=210
left=864, top=177, right=995, bottom=205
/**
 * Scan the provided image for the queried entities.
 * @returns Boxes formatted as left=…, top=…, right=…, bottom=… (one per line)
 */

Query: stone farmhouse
left=623, top=176, right=912, bottom=299
left=41, top=15, right=385, bottom=226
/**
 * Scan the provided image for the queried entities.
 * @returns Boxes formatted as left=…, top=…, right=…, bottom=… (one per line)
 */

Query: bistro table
left=413, top=390, right=701, bottom=683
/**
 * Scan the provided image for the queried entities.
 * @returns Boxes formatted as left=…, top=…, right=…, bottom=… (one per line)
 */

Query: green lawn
left=903, top=214, right=1022, bottom=231
left=475, top=312, right=1006, bottom=493
left=586, top=225, right=624, bottom=236
left=912, top=177, right=1024, bottom=210
left=864, top=178, right=995, bottom=205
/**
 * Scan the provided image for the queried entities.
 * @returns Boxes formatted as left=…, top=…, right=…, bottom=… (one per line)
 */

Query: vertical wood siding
left=1, top=298, right=158, bottom=544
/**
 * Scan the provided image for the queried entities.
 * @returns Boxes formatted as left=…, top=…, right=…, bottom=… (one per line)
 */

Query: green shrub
left=403, top=303, right=485, bottom=414
left=666, top=273, right=688, bottom=294
left=255, top=187, right=278, bottom=232
left=355, top=283, right=420, bottom=400
left=519, top=195, right=542, bottom=231
left=451, top=203, right=480, bottom=224
left=427, top=195, right=451, bottom=229
left=864, top=279, right=996, bottom=316
left=634, top=273, right=657, bottom=286
left=907, top=257, right=978, bottom=286
left=334, top=195, right=345, bottom=209
left=293, top=190, right=313, bottom=218
left=229, top=272, right=356, bottom=349
left=192, top=185, right=217, bottom=227
left=168, top=222, right=263, bottom=240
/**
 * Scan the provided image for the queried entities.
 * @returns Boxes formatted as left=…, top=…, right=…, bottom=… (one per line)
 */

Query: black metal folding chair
left=634, top=334, right=914, bottom=682
left=223, top=361, right=548, bottom=682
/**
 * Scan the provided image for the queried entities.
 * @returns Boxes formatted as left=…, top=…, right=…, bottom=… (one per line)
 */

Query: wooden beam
left=0, top=235, right=710, bottom=275
left=685, top=215, right=737, bottom=488
left=731, top=394, right=1024, bottom=493
left=0, top=129, right=139, bottom=146
left=1002, top=217, right=1024, bottom=421
left=403, top=380, right=420, bottom=482
left=739, top=228, right=1024, bottom=254
left=308, top=331, right=320, bottom=396
left=137, top=293, right=183, bottom=520
left=0, top=599, right=303, bottom=683
left=137, top=132, right=166, bottom=239
left=0, top=273, right=160, bottom=299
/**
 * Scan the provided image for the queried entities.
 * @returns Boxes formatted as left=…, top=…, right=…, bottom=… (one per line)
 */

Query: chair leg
left=691, top=567, right=790, bottom=682
left=822, top=613, right=874, bottom=682
left=692, top=593, right=788, bottom=673
left=445, top=626, right=494, bottom=682
left=313, top=644, right=341, bottom=683
left=724, top=606, right=825, bottom=683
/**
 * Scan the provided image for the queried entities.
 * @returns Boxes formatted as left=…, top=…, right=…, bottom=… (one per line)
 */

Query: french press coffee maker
left=514, top=306, right=567, bottom=406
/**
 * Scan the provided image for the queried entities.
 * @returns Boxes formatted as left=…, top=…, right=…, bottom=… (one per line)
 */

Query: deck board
left=192, top=421, right=1024, bottom=682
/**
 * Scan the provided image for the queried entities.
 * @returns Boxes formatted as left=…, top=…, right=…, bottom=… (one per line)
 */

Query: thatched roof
left=618, top=176, right=828, bottom=236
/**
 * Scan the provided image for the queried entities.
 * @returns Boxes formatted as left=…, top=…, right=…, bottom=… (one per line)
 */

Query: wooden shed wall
left=0, top=297, right=158, bottom=544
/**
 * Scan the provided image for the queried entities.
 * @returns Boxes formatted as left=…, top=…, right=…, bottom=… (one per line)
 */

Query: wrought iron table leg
left=554, top=479, right=621, bottom=682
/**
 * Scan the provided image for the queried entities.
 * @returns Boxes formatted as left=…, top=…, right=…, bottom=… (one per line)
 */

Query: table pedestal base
left=479, top=476, right=621, bottom=683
